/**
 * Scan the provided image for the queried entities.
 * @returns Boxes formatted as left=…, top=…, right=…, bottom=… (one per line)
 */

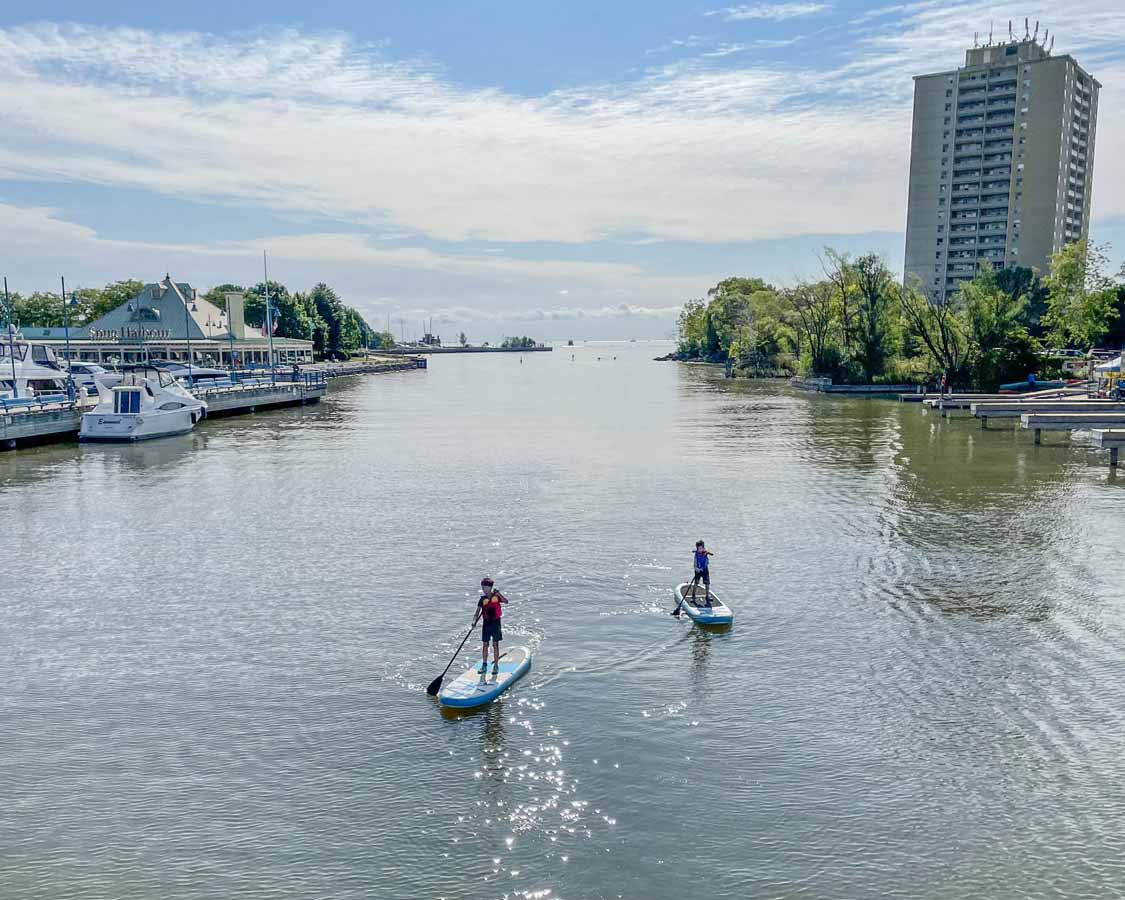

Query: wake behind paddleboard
left=675, top=583, right=734, bottom=626
left=439, top=646, right=532, bottom=708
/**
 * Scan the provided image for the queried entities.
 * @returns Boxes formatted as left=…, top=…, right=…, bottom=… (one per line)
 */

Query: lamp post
left=60, top=276, right=76, bottom=400
left=183, top=295, right=196, bottom=386
left=263, top=251, right=276, bottom=384
left=224, top=297, right=237, bottom=383
left=3, top=277, right=18, bottom=398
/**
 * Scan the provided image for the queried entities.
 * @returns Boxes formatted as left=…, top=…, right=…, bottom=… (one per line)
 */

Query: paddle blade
left=425, top=675, right=443, bottom=696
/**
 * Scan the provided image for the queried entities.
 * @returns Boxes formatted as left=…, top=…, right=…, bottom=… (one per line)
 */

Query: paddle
left=426, top=610, right=481, bottom=696
left=671, top=576, right=697, bottom=617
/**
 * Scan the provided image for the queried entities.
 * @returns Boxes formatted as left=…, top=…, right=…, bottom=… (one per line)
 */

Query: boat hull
left=80, top=408, right=200, bottom=442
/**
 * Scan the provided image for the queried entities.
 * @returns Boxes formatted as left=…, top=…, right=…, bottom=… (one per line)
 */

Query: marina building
left=23, top=277, right=313, bottom=366
left=904, top=31, right=1099, bottom=301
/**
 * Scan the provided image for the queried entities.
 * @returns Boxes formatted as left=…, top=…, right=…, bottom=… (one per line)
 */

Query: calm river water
left=3, top=342, right=1125, bottom=899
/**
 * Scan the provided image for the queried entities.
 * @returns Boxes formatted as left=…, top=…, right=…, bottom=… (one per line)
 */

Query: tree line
left=1, top=278, right=390, bottom=359
left=676, top=241, right=1125, bottom=390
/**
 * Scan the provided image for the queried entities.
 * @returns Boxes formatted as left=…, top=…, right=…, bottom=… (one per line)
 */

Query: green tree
left=784, top=281, right=836, bottom=375
left=960, top=265, right=1038, bottom=391
left=1043, top=240, right=1120, bottom=348
left=848, top=254, right=897, bottom=381
left=899, top=278, right=968, bottom=383
left=13, top=291, right=65, bottom=327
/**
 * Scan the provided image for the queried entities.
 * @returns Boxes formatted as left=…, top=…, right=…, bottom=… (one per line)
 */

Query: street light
left=184, top=298, right=197, bottom=385
left=60, top=276, right=76, bottom=400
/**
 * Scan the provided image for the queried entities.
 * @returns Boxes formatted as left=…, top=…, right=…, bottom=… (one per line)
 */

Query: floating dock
left=790, top=377, right=914, bottom=395
left=1020, top=411, right=1125, bottom=445
left=1, top=358, right=424, bottom=451
left=1093, top=430, right=1125, bottom=467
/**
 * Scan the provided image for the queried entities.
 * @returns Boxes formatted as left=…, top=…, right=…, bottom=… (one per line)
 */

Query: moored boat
left=80, top=372, right=206, bottom=442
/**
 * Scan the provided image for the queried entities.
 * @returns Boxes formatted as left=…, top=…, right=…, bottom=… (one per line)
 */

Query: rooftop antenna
left=1033, top=21, right=1039, bottom=41
left=1008, top=20, right=1013, bottom=41
left=1043, top=28, right=1048, bottom=48
left=988, top=21, right=993, bottom=45
left=973, top=31, right=979, bottom=47
left=1049, top=35, right=1054, bottom=53
left=1024, top=18, right=1029, bottom=40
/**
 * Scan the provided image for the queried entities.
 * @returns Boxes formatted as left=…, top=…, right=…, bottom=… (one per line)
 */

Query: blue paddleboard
left=439, top=646, right=532, bottom=708
left=675, top=583, right=734, bottom=626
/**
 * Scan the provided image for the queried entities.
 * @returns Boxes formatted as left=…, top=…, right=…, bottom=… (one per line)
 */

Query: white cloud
left=0, top=7, right=1122, bottom=284
left=705, top=3, right=831, bottom=22
left=0, top=202, right=697, bottom=333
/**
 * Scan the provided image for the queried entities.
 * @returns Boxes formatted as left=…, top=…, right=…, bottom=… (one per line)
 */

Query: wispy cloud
left=0, top=5, right=1122, bottom=262
left=705, top=3, right=831, bottom=22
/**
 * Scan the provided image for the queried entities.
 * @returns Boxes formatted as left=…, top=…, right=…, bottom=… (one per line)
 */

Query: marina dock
left=899, top=382, right=1125, bottom=467
left=1, top=357, right=424, bottom=450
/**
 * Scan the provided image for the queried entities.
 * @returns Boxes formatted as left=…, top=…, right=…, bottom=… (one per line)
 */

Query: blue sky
left=1, top=1, right=1123, bottom=340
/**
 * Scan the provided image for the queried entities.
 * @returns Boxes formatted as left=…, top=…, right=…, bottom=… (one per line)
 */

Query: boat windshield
left=30, top=344, right=62, bottom=369
left=0, top=341, right=29, bottom=362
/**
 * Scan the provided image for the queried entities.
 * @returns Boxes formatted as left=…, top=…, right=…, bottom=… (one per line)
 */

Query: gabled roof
left=84, top=276, right=229, bottom=341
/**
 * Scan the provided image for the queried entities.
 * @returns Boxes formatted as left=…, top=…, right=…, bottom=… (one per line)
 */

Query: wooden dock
left=973, top=399, right=1125, bottom=426
left=1093, top=430, right=1125, bottom=467
left=1020, top=412, right=1125, bottom=446
left=791, top=377, right=914, bottom=394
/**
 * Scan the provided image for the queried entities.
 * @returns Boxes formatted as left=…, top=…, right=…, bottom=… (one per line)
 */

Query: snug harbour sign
left=90, top=327, right=174, bottom=343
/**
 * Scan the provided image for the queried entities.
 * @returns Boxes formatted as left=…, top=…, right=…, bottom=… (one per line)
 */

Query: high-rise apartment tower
left=904, top=33, right=1099, bottom=301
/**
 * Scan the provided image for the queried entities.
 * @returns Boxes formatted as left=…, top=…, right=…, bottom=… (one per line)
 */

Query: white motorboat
left=80, top=371, right=207, bottom=442
left=65, top=361, right=113, bottom=393
left=0, top=330, right=72, bottom=400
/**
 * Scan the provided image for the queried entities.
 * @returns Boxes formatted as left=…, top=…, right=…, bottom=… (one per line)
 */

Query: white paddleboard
left=439, top=646, right=532, bottom=708
left=675, top=583, right=734, bottom=626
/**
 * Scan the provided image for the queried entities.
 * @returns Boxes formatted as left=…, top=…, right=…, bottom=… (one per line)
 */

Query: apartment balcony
left=956, top=127, right=984, bottom=139
left=955, top=142, right=984, bottom=153
left=984, top=126, right=1012, bottom=137
left=958, top=114, right=986, bottom=125
left=950, top=197, right=979, bottom=208
left=982, top=167, right=1011, bottom=179
left=984, top=139, right=1012, bottom=151
left=985, top=109, right=1015, bottom=121
left=949, top=223, right=978, bottom=233
left=979, top=222, right=1006, bottom=232
left=950, top=211, right=979, bottom=221
left=979, top=208, right=1009, bottom=222
left=981, top=180, right=1010, bottom=190
left=983, top=153, right=1012, bottom=165
left=952, top=169, right=982, bottom=180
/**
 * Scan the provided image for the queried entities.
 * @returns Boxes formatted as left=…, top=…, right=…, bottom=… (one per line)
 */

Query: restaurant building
left=24, top=276, right=314, bottom=366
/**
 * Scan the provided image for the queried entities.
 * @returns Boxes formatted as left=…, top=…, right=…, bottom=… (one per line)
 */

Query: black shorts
left=481, top=619, right=503, bottom=644
left=692, top=568, right=710, bottom=587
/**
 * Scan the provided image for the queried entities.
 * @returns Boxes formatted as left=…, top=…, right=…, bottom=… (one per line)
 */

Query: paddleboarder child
left=477, top=577, right=508, bottom=674
left=691, top=540, right=713, bottom=606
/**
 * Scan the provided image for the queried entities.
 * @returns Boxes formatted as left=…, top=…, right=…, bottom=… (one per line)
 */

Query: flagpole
left=263, top=250, right=275, bottom=384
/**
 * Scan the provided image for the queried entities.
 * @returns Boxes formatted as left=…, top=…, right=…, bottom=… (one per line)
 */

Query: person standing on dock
left=477, top=577, right=508, bottom=674
left=690, top=541, right=714, bottom=607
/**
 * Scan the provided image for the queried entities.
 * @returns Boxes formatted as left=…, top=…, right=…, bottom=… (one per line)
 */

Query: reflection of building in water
left=23, top=276, right=314, bottom=367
